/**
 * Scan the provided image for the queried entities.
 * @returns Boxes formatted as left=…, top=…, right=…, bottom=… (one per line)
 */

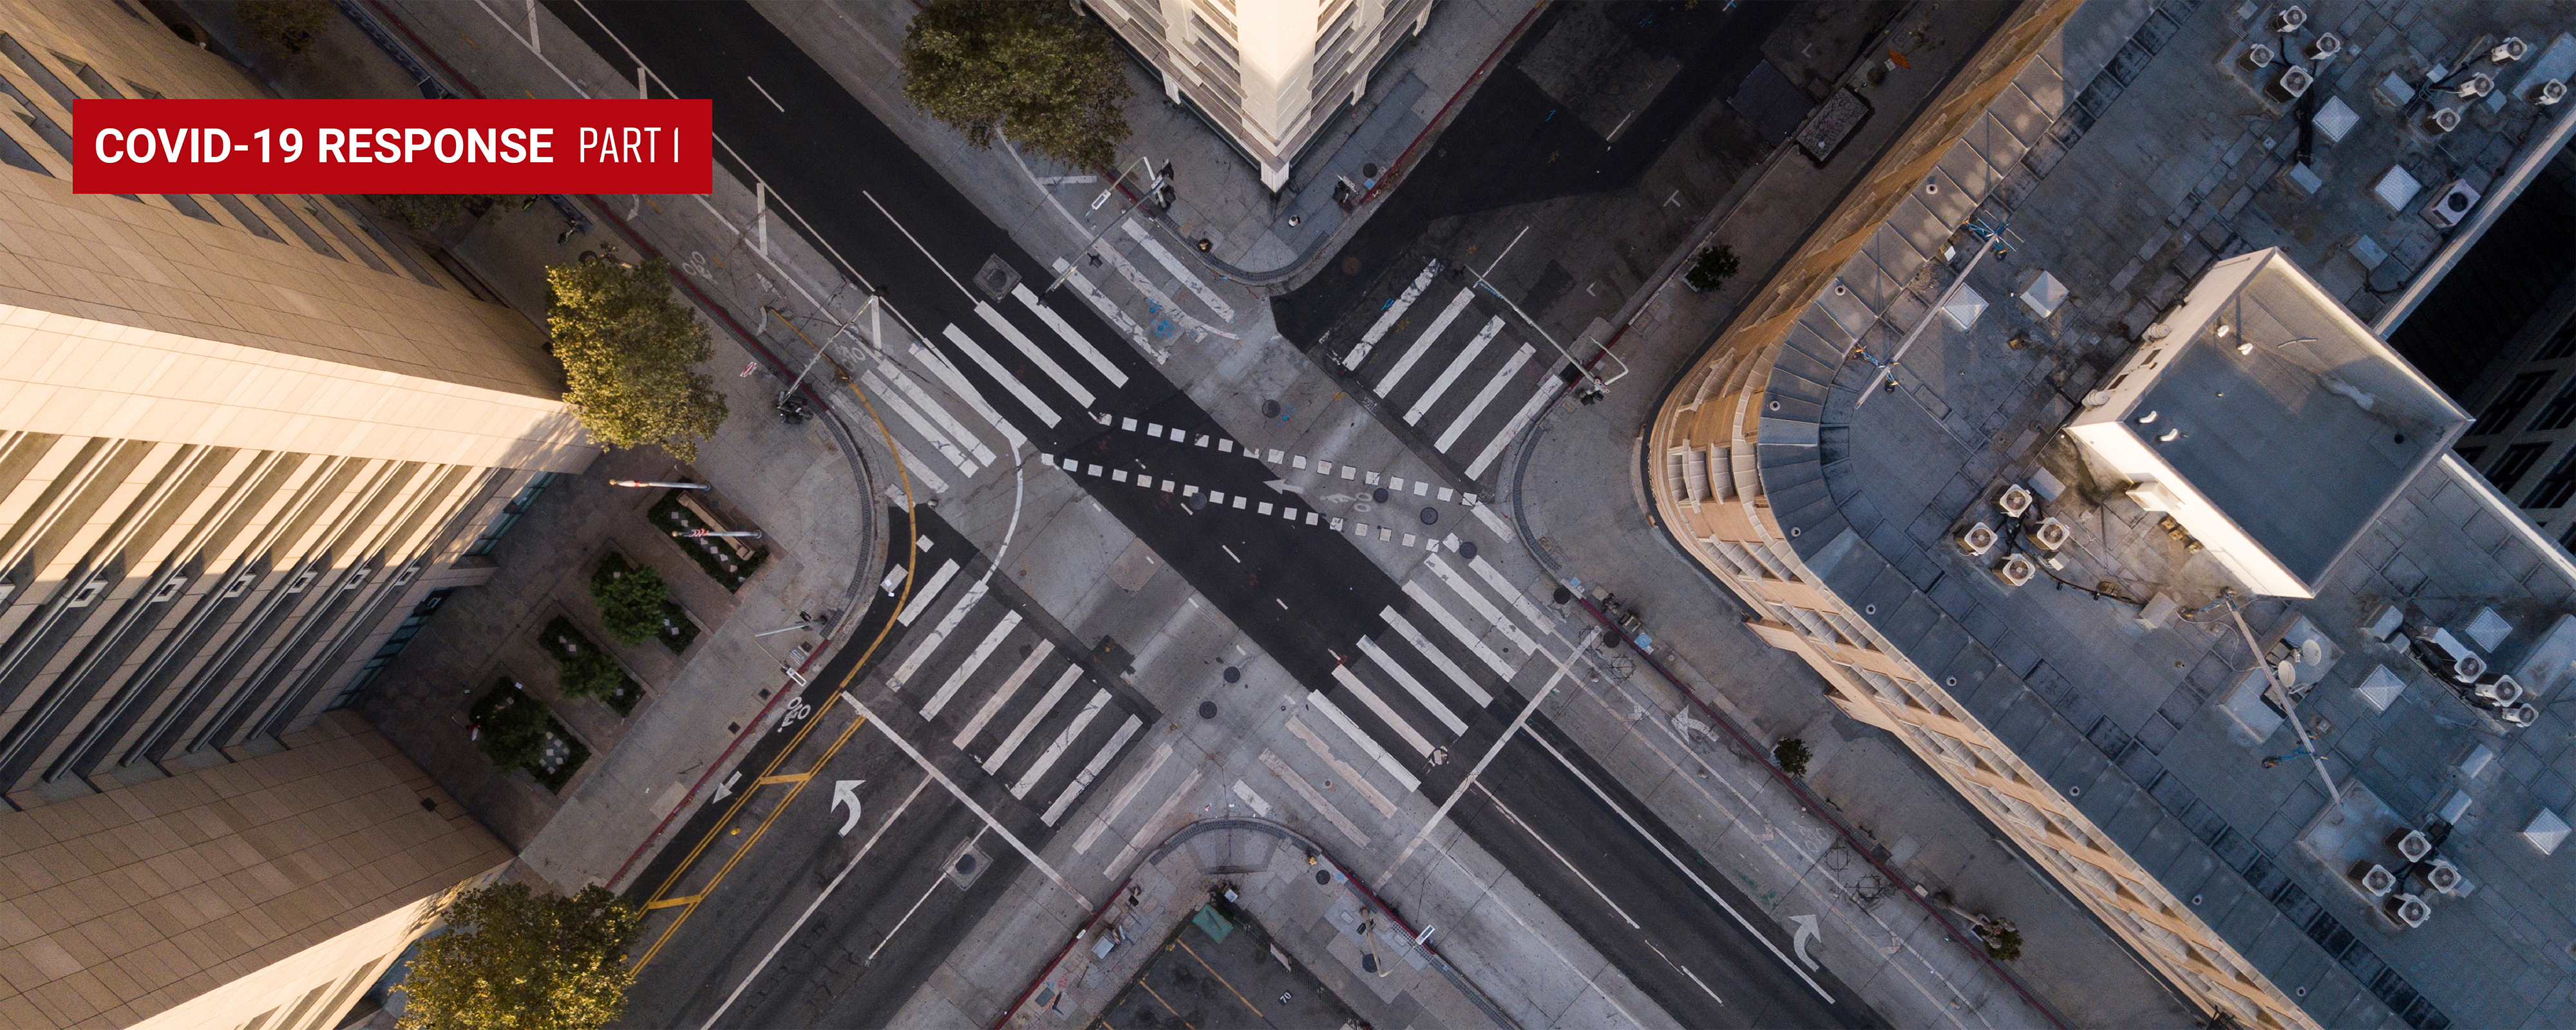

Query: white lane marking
left=1043, top=714, right=1142, bottom=825
left=920, top=611, right=1022, bottom=718
left=1376, top=287, right=1474, bottom=391
left=744, top=75, right=784, bottom=112
left=1405, top=316, right=1502, bottom=424
left=911, top=341, right=1028, bottom=449
left=1392, top=628, right=1593, bottom=871
left=1470, top=553, right=1557, bottom=637
left=1328, top=666, right=1434, bottom=758
left=1307, top=690, right=1421, bottom=792
left=1347, top=261, right=1444, bottom=370
left=1075, top=740, right=1175, bottom=853
left=1437, top=343, right=1535, bottom=452
left=893, top=560, right=961, bottom=626
left=1522, top=724, right=1839, bottom=1003
left=955, top=639, right=1054, bottom=748
left=984, top=665, right=1083, bottom=773
left=1120, top=219, right=1235, bottom=321
left=1260, top=750, right=1369, bottom=847
left=841, top=693, right=1088, bottom=906
left=1285, top=718, right=1399, bottom=818
left=1431, top=839, right=1647, bottom=1030
left=696, top=775, right=932, bottom=1030
left=976, top=301, right=1095, bottom=407
left=1401, top=581, right=1516, bottom=677
left=1357, top=635, right=1467, bottom=736
left=891, top=580, right=986, bottom=687
left=1382, top=609, right=1491, bottom=707
left=873, top=359, right=996, bottom=465
left=941, top=324, right=1059, bottom=426
left=1107, top=769, right=1204, bottom=875
left=1014, top=283, right=1129, bottom=386
left=1012, top=689, right=1112, bottom=798
left=866, top=829, right=971, bottom=964
left=1088, top=236, right=1236, bottom=341
left=891, top=440, right=951, bottom=496
left=1466, top=380, right=1557, bottom=479
left=1649, top=939, right=1729, bottom=1006
left=1230, top=778, right=1273, bottom=817
left=1423, top=555, right=1539, bottom=655
left=1052, top=259, right=1164, bottom=364
left=862, top=370, right=980, bottom=474
left=1478, top=782, right=1637, bottom=928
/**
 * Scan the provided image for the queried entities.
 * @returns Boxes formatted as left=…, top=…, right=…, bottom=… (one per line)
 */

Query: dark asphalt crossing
left=558, top=3, right=1880, bottom=1025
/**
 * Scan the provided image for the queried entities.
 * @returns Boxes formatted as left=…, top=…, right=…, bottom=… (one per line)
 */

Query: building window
left=325, top=588, right=455, bottom=709
left=2488, top=442, right=2550, bottom=494
left=2456, top=445, right=2486, bottom=466
left=2528, top=381, right=2576, bottom=433
left=2530, top=451, right=2576, bottom=509
left=2483, top=372, right=2553, bottom=433
left=2538, top=318, right=2576, bottom=362
left=464, top=473, right=556, bottom=556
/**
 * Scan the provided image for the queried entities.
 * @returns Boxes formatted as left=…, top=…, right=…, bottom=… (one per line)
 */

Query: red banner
left=72, top=98, right=711, bottom=194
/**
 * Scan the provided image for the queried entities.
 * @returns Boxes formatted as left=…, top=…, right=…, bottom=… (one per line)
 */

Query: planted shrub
left=590, top=555, right=671, bottom=646
left=1774, top=737, right=1813, bottom=777
left=470, top=682, right=549, bottom=771
left=1685, top=244, right=1741, bottom=292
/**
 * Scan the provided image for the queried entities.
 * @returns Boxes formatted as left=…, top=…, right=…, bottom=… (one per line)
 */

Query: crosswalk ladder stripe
left=1014, top=284, right=1130, bottom=387
left=1376, top=286, right=1475, bottom=391
left=1423, top=554, right=1539, bottom=655
left=1357, top=636, right=1468, bottom=736
left=1306, top=689, right=1423, bottom=792
left=911, top=342, right=1029, bottom=449
left=1045, top=715, right=1145, bottom=826
left=1012, top=689, right=1113, bottom=798
left=1401, top=580, right=1517, bottom=677
left=1349, top=261, right=1444, bottom=369
left=1330, top=665, right=1435, bottom=757
left=1405, top=316, right=1501, bottom=424
left=1466, top=379, right=1557, bottom=480
left=920, top=611, right=1023, bottom=718
left=893, top=580, right=987, bottom=687
left=940, top=324, right=1061, bottom=427
left=1381, top=608, right=1492, bottom=707
left=1435, top=343, right=1536, bottom=452
left=893, top=561, right=961, bottom=626
left=955, top=639, right=1054, bottom=749
left=976, top=301, right=1097, bottom=407
left=985, top=665, right=1084, bottom=774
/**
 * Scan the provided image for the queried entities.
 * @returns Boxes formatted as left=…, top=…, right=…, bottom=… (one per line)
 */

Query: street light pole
left=676, top=529, right=763, bottom=540
left=1045, top=157, right=1170, bottom=294
left=610, top=480, right=708, bottom=490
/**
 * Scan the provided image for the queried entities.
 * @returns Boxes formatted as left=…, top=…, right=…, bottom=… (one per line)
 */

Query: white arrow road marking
left=831, top=779, right=866, bottom=836
left=711, top=771, right=742, bottom=802
left=1792, top=913, right=1821, bottom=970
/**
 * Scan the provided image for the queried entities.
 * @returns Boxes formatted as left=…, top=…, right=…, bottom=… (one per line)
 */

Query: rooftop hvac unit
left=1998, top=484, right=2035, bottom=518
left=2503, top=702, right=2540, bottom=727
left=2410, top=626, right=2485, bottom=682
left=2535, top=79, right=2568, bottom=106
left=1995, top=554, right=2038, bottom=588
left=2395, top=828, right=2434, bottom=863
left=2240, top=42, right=2277, bottom=70
left=2470, top=673, right=2524, bottom=707
left=2424, top=107, right=2462, bottom=134
left=2383, top=893, right=2432, bottom=929
left=2490, top=36, right=2529, bottom=64
left=2304, top=33, right=2342, bottom=62
left=2425, top=179, right=2481, bottom=228
left=2268, top=6, right=2307, bottom=33
left=2456, top=73, right=2496, bottom=100
left=2031, top=517, right=2072, bottom=552
left=2271, top=65, right=2316, bottom=101
left=1958, top=521, right=1998, bottom=557
left=2357, top=863, right=2397, bottom=897
left=2424, top=858, right=2464, bottom=895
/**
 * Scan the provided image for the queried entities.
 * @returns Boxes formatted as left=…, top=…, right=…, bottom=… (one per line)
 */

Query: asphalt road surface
left=558, top=3, right=1880, bottom=1026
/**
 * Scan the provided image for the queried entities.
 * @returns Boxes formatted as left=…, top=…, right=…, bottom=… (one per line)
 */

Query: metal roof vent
left=2425, top=180, right=2482, bottom=229
left=2423, top=107, right=2463, bottom=133
left=2271, top=65, right=2316, bottom=101
left=2383, top=893, right=2431, bottom=928
left=2456, top=73, right=2495, bottom=99
left=2304, top=33, right=2342, bottom=62
left=2240, top=42, right=2277, bottom=70
left=2268, top=6, right=2307, bottom=33
left=2535, top=79, right=2568, bottom=106
left=2490, top=36, right=2529, bottom=64
left=2357, top=863, right=2396, bottom=897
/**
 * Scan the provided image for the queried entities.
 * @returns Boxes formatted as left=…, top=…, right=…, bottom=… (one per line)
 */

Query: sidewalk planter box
left=539, top=615, right=645, bottom=716
left=650, top=489, right=768, bottom=591
left=594, top=551, right=699, bottom=655
left=468, top=679, right=589, bottom=792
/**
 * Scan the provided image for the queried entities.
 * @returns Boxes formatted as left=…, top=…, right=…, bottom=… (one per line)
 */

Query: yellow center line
left=1177, top=938, right=1265, bottom=1019
left=630, top=307, right=920, bottom=971
left=753, top=772, right=811, bottom=785
left=1136, top=980, right=1196, bottom=1029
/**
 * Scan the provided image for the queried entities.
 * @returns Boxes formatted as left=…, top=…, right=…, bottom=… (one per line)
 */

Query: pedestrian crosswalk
left=1334, top=259, right=1564, bottom=482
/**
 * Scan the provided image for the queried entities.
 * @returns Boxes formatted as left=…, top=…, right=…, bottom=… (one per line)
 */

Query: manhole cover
left=1314, top=870, right=1332, bottom=885
left=974, top=255, right=1019, bottom=300
left=1262, top=399, right=1281, bottom=418
left=1553, top=586, right=1573, bottom=604
left=955, top=854, right=978, bottom=876
left=1419, top=507, right=1437, bottom=525
left=1340, top=256, right=1361, bottom=276
left=1223, top=666, right=1241, bottom=683
left=1372, top=487, right=1389, bottom=503
left=1198, top=700, right=1218, bottom=720
left=1459, top=540, right=1477, bottom=559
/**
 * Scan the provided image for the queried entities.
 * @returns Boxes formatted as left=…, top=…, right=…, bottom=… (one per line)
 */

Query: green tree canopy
left=590, top=561, right=670, bottom=645
left=546, top=258, right=727, bottom=462
left=397, top=883, right=641, bottom=1030
left=902, top=0, right=1133, bottom=169
left=556, top=649, right=625, bottom=700
left=368, top=194, right=530, bottom=232
left=472, top=691, right=549, bottom=771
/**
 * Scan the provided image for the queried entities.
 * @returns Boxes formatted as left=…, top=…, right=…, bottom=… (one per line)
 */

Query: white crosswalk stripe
left=872, top=361, right=996, bottom=465
left=1470, top=553, right=1556, bottom=637
left=1357, top=635, right=1467, bottom=736
left=1401, top=580, right=1517, bottom=677
left=920, top=611, right=1022, bottom=718
left=941, top=323, right=1061, bottom=427
left=1381, top=608, right=1491, bottom=707
left=976, top=301, right=1095, bottom=407
left=1121, top=219, right=1235, bottom=322
left=1307, top=689, right=1422, bottom=792
left=1043, top=715, right=1144, bottom=825
left=1012, top=689, right=1112, bottom=798
left=1331, top=665, right=1434, bottom=757
left=891, top=440, right=952, bottom=496
left=1349, top=261, right=1445, bottom=370
left=1406, top=316, right=1502, bottom=424
left=894, top=561, right=961, bottom=626
left=1466, top=380, right=1556, bottom=480
left=1014, top=284, right=1130, bottom=387
left=1423, top=555, right=1539, bottom=655
left=954, top=639, right=1054, bottom=749
left=892, top=579, right=986, bottom=687
left=1437, top=343, right=1535, bottom=452
left=1052, top=260, right=1159, bottom=361
left=1376, top=287, right=1475, bottom=393
left=863, top=371, right=979, bottom=476
left=912, top=342, right=1028, bottom=449
left=985, top=665, right=1083, bottom=774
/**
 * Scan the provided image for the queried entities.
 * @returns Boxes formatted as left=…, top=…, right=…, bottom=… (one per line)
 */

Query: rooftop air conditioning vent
left=1998, top=484, right=2035, bottom=518
left=2425, top=859, right=2463, bottom=895
left=2304, top=33, right=2342, bottom=62
left=2452, top=650, right=2487, bottom=682
left=2535, top=79, right=2568, bottom=106
left=2269, top=6, right=2307, bottom=33
left=2425, top=179, right=2481, bottom=228
left=2031, top=517, right=2071, bottom=552
left=2241, top=42, right=2277, bottom=70
left=2456, top=73, right=2495, bottom=99
left=2471, top=674, right=2524, bottom=708
left=2396, top=829, right=2434, bottom=863
left=1996, top=554, right=2038, bottom=588
left=2384, top=893, right=2431, bottom=928
left=2503, top=702, right=2540, bottom=727
left=2358, top=863, right=2397, bottom=896
left=2424, top=107, right=2462, bottom=134
left=2271, top=65, right=2316, bottom=101
left=2490, top=37, right=2529, bottom=64
left=1958, top=521, right=1998, bottom=557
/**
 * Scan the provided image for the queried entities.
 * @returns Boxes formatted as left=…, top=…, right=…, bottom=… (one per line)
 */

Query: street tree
left=1773, top=737, right=1813, bottom=777
left=396, top=883, right=641, bottom=1030
left=546, top=257, right=727, bottom=462
left=589, top=561, right=670, bottom=645
left=471, top=690, right=549, bottom=771
left=368, top=194, right=531, bottom=232
left=901, top=0, right=1132, bottom=169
